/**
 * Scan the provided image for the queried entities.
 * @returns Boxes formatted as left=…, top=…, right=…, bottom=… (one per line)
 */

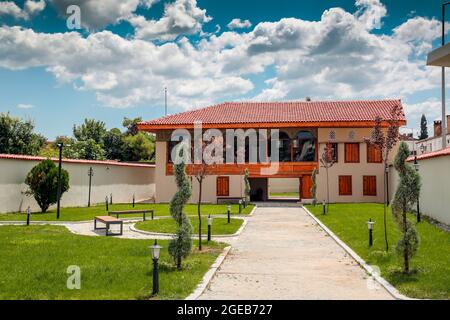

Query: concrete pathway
left=199, top=207, right=393, bottom=300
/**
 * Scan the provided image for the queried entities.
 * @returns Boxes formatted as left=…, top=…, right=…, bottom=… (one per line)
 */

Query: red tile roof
left=139, top=100, right=405, bottom=130
left=407, top=147, right=450, bottom=162
left=0, top=154, right=155, bottom=168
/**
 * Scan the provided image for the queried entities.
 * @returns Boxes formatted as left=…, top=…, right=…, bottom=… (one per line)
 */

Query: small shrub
left=25, top=159, right=69, bottom=213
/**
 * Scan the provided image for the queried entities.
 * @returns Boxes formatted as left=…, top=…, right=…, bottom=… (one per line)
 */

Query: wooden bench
left=94, top=216, right=123, bottom=236
left=108, top=210, right=153, bottom=221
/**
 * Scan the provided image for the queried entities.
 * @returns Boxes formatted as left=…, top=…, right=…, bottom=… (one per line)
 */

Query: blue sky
left=0, top=0, right=448, bottom=139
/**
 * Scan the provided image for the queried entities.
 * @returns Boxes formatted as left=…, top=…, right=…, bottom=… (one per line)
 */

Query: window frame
left=344, top=143, right=360, bottom=163
left=363, top=175, right=377, bottom=196
left=216, top=176, right=230, bottom=197
left=367, top=143, right=382, bottom=163
left=338, top=175, right=352, bottom=196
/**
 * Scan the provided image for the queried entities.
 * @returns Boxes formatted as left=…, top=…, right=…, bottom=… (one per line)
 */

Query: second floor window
left=345, top=143, right=360, bottom=163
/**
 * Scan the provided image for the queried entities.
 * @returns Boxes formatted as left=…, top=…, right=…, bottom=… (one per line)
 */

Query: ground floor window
left=216, top=176, right=230, bottom=196
left=338, top=176, right=352, bottom=196
left=363, top=176, right=377, bottom=196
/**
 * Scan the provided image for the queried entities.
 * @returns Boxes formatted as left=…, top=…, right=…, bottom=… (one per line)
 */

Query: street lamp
left=227, top=205, right=231, bottom=223
left=367, top=218, right=375, bottom=247
left=414, top=155, right=421, bottom=223
left=150, top=239, right=162, bottom=296
left=56, top=142, right=64, bottom=220
left=87, top=167, right=94, bottom=207
left=207, top=215, right=213, bottom=242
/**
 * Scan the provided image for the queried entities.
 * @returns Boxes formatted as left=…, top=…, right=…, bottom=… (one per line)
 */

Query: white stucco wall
left=268, top=178, right=299, bottom=193
left=0, top=157, right=155, bottom=213
left=412, top=156, right=450, bottom=225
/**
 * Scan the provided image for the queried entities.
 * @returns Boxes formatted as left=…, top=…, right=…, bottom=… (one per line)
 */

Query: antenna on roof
left=305, top=97, right=312, bottom=102
left=164, top=87, right=168, bottom=116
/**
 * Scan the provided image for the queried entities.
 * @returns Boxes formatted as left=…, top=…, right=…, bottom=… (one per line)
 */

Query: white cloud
left=0, top=0, right=45, bottom=20
left=0, top=0, right=445, bottom=124
left=355, top=0, right=387, bottom=30
left=130, top=0, right=211, bottom=41
left=17, top=103, right=35, bottom=109
left=227, top=18, right=252, bottom=30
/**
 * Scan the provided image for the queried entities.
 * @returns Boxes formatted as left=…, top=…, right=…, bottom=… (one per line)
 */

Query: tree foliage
left=73, top=119, right=107, bottom=144
left=168, top=147, right=193, bottom=269
left=25, top=159, right=69, bottom=213
left=310, top=168, right=317, bottom=206
left=122, top=132, right=155, bottom=162
left=0, top=113, right=45, bottom=155
left=365, top=105, right=402, bottom=252
left=419, top=114, right=428, bottom=140
left=392, top=142, right=420, bottom=274
left=244, top=168, right=251, bottom=203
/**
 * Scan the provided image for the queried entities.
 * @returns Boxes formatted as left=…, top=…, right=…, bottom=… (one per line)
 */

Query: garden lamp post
left=207, top=215, right=213, bottom=242
left=413, top=156, right=421, bottom=223
left=238, top=200, right=242, bottom=214
left=150, top=240, right=162, bottom=296
left=26, top=206, right=30, bottom=226
left=367, top=218, right=375, bottom=247
left=110, top=193, right=113, bottom=205
left=322, top=200, right=326, bottom=215
left=87, top=167, right=94, bottom=207
left=227, top=205, right=231, bottom=223
left=105, top=196, right=109, bottom=211
left=132, top=194, right=135, bottom=208
left=56, top=142, right=64, bottom=220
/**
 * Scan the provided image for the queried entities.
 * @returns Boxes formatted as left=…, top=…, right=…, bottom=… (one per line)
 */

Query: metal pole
left=164, top=87, right=168, bottom=116
left=369, top=228, right=373, bottom=247
left=152, top=259, right=159, bottom=296
left=87, top=167, right=93, bottom=207
left=56, top=143, right=63, bottom=220
left=227, top=206, right=231, bottom=223
left=132, top=194, right=135, bottom=208
left=105, top=196, right=109, bottom=211
left=26, top=206, right=30, bottom=226
left=208, top=224, right=211, bottom=242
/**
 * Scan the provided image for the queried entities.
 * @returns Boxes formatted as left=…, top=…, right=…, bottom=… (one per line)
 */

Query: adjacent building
left=138, top=100, right=406, bottom=204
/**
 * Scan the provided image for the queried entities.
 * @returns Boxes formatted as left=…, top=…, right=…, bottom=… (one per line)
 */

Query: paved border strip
left=302, top=206, right=411, bottom=300
left=185, top=246, right=232, bottom=300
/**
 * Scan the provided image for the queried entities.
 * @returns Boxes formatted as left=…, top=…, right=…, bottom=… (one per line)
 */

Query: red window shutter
left=339, top=176, right=352, bottom=196
left=345, top=143, right=360, bottom=163
left=217, top=177, right=229, bottom=196
left=367, top=144, right=382, bottom=163
left=363, top=176, right=377, bottom=196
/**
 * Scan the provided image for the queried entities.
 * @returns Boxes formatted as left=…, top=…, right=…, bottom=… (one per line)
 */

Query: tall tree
left=310, top=168, right=318, bottom=206
left=419, top=114, right=428, bottom=140
left=122, top=132, right=155, bottom=162
left=123, top=117, right=143, bottom=136
left=0, top=113, right=45, bottom=155
left=168, top=145, right=193, bottom=269
left=103, top=128, right=125, bottom=160
left=319, top=142, right=335, bottom=214
left=392, top=142, right=421, bottom=274
left=73, top=119, right=107, bottom=144
left=365, top=106, right=402, bottom=252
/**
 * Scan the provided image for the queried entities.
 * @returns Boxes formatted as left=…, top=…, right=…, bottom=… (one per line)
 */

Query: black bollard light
left=132, top=194, right=135, bottom=208
left=367, top=218, right=375, bottom=247
left=150, top=240, right=162, bottom=296
left=227, top=205, right=231, bottom=223
left=26, top=206, right=30, bottom=226
left=238, top=200, right=242, bottom=214
left=322, top=200, right=326, bottom=215
left=110, top=193, right=113, bottom=205
left=105, top=196, right=109, bottom=211
left=207, top=215, right=212, bottom=242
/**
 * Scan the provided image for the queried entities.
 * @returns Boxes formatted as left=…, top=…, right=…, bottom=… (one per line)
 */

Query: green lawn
left=306, top=203, right=450, bottom=299
left=135, top=217, right=243, bottom=235
left=0, top=203, right=254, bottom=222
left=0, top=225, right=225, bottom=300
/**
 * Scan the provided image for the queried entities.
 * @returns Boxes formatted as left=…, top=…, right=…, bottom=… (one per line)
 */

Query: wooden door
left=300, top=175, right=313, bottom=199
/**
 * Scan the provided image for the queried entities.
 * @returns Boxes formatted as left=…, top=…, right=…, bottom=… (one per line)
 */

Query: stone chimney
left=434, top=120, right=442, bottom=137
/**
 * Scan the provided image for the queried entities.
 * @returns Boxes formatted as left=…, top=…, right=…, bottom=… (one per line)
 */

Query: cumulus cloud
left=227, top=18, right=252, bottom=30
left=0, top=0, right=45, bottom=20
left=355, top=0, right=387, bottom=30
left=130, top=0, right=211, bottom=41
left=0, top=0, right=445, bottom=121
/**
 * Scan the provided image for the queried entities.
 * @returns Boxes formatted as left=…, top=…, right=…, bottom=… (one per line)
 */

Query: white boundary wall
left=0, top=155, right=155, bottom=213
